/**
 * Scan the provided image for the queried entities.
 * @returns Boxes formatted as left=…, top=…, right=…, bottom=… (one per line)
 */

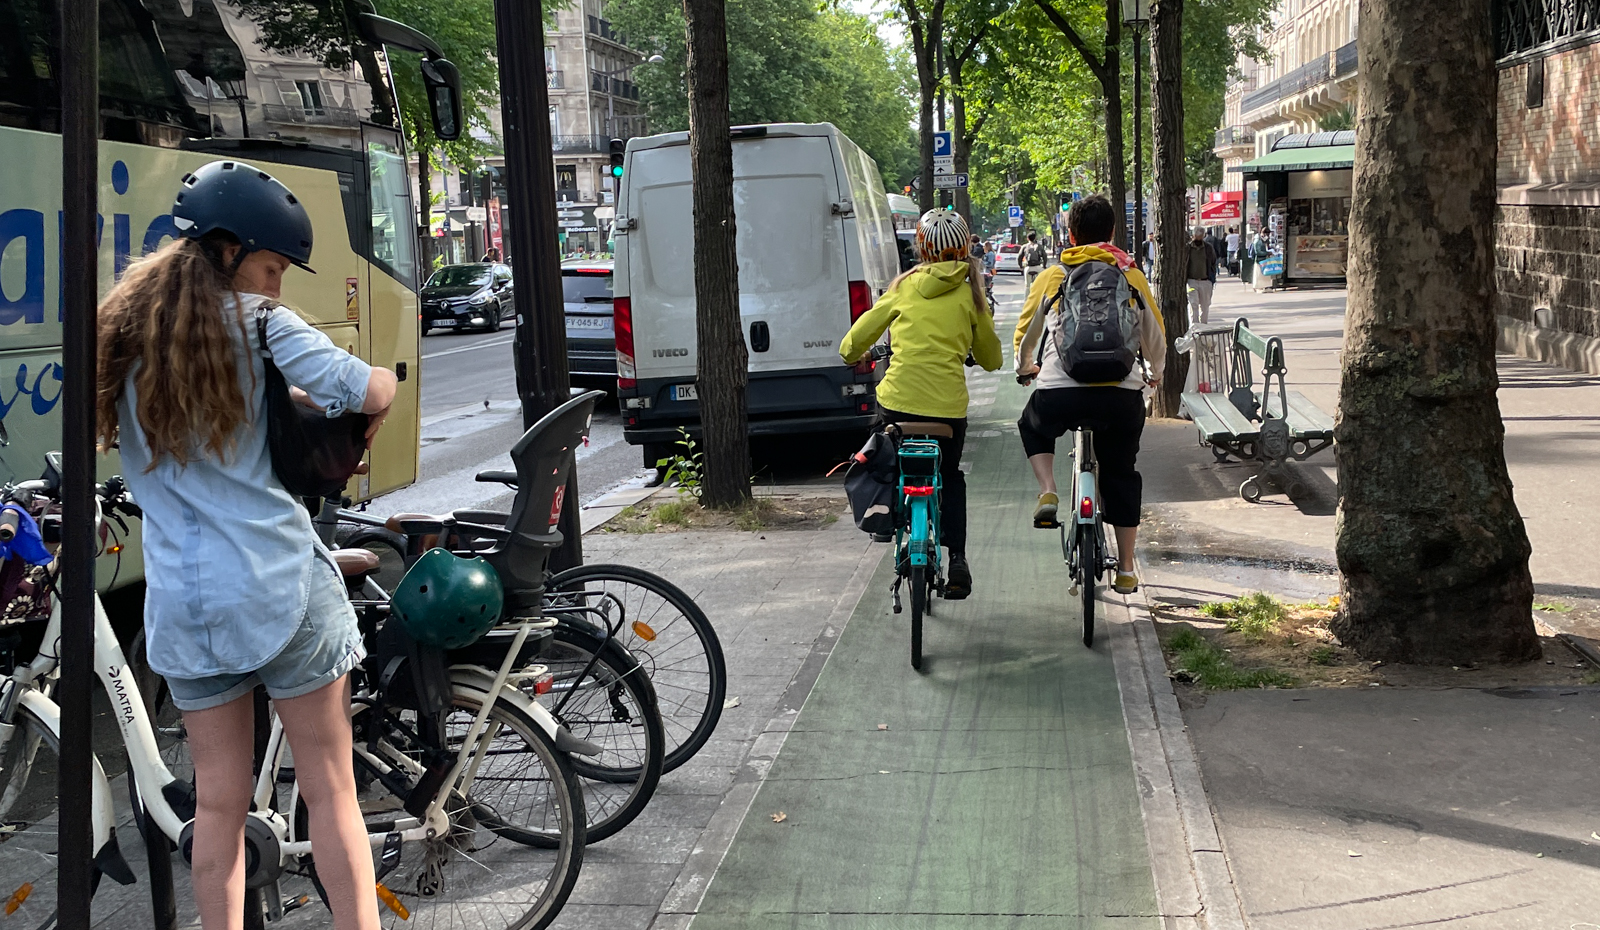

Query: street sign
left=465, top=206, right=487, bottom=223
left=557, top=209, right=583, bottom=218
left=934, top=157, right=954, bottom=175
left=933, top=173, right=969, bottom=189
left=557, top=219, right=586, bottom=228
left=910, top=175, right=921, bottom=191
left=933, top=131, right=952, bottom=158
left=1007, top=205, right=1024, bottom=228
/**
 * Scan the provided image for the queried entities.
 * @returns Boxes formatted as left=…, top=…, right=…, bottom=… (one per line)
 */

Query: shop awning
left=1200, top=200, right=1242, bottom=221
left=1231, top=144, right=1355, bottom=174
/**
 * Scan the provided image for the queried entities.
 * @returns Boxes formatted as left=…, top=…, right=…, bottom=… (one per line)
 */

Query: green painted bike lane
left=691, top=369, right=1160, bottom=929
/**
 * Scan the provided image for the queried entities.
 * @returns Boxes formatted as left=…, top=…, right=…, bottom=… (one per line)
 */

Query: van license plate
left=673, top=384, right=698, bottom=401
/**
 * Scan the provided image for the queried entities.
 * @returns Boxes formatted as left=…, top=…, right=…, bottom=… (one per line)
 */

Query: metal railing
left=1240, top=54, right=1335, bottom=115
left=587, top=15, right=624, bottom=43
left=1334, top=40, right=1358, bottom=77
left=550, top=135, right=612, bottom=154
left=548, top=70, right=564, bottom=89
left=1495, top=0, right=1600, bottom=56
left=260, top=103, right=360, bottom=128
left=1214, top=126, right=1255, bottom=149
left=590, top=72, right=639, bottom=99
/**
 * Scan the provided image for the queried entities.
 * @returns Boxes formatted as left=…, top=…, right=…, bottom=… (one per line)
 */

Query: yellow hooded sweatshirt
left=839, top=261, right=1003, bottom=419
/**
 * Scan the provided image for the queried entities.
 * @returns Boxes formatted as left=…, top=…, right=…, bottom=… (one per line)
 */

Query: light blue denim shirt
left=118, top=294, right=372, bottom=680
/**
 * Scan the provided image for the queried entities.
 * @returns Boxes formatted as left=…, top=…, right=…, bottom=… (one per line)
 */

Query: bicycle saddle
left=330, top=548, right=381, bottom=578
left=890, top=421, right=954, bottom=440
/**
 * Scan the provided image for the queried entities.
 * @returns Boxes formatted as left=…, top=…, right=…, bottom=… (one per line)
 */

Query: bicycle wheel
left=1076, top=524, right=1096, bottom=648
left=544, top=564, right=724, bottom=772
left=330, top=684, right=586, bottom=930
left=0, top=702, right=67, bottom=926
left=537, top=632, right=665, bottom=842
left=909, top=564, right=926, bottom=670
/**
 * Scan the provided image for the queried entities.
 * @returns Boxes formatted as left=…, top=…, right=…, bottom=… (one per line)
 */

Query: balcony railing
left=547, top=69, right=564, bottom=89
left=1334, top=40, right=1358, bottom=77
left=550, top=135, right=614, bottom=154
left=1495, top=0, right=1600, bottom=57
left=261, top=103, right=360, bottom=128
left=1240, top=54, right=1335, bottom=115
left=590, top=72, right=640, bottom=99
left=587, top=15, right=624, bottom=43
left=1214, top=126, right=1255, bottom=149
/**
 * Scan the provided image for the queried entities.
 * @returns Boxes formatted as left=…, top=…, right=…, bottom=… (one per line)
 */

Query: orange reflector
left=376, top=883, right=410, bottom=920
left=6, top=883, right=32, bottom=916
left=532, top=672, right=554, bottom=695
left=904, top=485, right=935, bottom=497
left=1080, top=496, right=1094, bottom=518
left=632, top=620, right=658, bottom=642
left=108, top=544, right=122, bottom=554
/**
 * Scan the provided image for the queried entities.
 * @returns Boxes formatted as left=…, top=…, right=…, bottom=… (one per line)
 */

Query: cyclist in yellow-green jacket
left=840, top=209, right=1003, bottom=599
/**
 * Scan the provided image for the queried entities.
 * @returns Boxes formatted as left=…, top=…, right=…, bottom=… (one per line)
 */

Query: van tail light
left=613, top=296, right=637, bottom=389
left=848, top=280, right=872, bottom=322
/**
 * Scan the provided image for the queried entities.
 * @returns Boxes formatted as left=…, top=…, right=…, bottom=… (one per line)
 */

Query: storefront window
left=1286, top=169, right=1352, bottom=279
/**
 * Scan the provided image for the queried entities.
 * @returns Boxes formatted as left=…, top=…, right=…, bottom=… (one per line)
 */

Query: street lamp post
left=1123, top=0, right=1149, bottom=259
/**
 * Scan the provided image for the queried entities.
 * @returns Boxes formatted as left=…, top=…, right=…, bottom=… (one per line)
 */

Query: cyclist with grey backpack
left=1012, top=195, right=1165, bottom=594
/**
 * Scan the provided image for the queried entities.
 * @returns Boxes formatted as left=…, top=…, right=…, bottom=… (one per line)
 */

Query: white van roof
left=624, top=122, right=846, bottom=153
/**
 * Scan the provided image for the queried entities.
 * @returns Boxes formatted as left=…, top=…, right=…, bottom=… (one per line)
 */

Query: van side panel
left=835, top=133, right=899, bottom=292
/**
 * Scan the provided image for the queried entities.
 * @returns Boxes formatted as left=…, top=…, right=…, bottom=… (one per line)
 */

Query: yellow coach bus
left=0, top=0, right=457, bottom=586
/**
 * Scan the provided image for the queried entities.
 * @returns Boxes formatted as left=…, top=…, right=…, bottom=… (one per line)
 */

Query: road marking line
left=421, top=335, right=515, bottom=360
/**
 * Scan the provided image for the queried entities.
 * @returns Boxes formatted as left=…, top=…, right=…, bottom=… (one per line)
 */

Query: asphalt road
left=380, top=273, right=1031, bottom=518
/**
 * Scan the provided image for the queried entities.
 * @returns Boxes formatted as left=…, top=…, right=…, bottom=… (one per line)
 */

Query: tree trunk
left=1330, top=0, right=1536, bottom=664
left=912, top=27, right=937, bottom=213
left=1150, top=0, right=1186, bottom=417
left=416, top=140, right=434, bottom=272
left=684, top=0, right=751, bottom=508
left=1099, top=0, right=1126, bottom=249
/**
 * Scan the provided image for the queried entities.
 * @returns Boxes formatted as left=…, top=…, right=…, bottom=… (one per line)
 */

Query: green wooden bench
left=1180, top=318, right=1334, bottom=501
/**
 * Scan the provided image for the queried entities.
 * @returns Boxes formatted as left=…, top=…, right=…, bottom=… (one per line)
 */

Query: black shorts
left=1017, top=387, right=1147, bottom=527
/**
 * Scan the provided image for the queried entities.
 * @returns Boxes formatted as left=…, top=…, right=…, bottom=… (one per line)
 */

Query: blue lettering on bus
left=0, top=362, right=64, bottom=419
left=0, top=209, right=45, bottom=326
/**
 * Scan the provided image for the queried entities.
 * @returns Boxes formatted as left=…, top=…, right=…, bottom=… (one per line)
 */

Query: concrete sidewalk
left=1140, top=276, right=1600, bottom=929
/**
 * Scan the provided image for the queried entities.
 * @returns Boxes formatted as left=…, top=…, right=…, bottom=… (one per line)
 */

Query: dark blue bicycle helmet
left=172, top=160, right=316, bottom=273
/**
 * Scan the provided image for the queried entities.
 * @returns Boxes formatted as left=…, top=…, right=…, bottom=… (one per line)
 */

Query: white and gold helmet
left=915, top=209, right=971, bottom=264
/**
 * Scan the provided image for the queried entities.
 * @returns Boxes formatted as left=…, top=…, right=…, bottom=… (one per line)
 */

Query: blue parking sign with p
left=933, top=131, right=952, bottom=158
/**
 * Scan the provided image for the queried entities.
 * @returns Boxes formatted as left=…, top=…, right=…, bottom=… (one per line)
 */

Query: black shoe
left=871, top=532, right=893, bottom=543
left=945, top=555, right=972, bottom=600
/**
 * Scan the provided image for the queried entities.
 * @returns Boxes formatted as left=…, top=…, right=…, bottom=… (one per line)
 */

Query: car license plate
left=674, top=384, right=698, bottom=401
left=567, top=316, right=609, bottom=330
left=433, top=318, right=457, bottom=327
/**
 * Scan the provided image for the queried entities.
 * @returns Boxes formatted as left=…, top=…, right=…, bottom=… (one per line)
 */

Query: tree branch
left=1029, top=0, right=1106, bottom=79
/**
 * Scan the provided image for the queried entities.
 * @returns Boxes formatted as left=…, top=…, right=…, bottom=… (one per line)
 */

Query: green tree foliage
left=611, top=0, right=917, bottom=186
left=372, top=0, right=506, bottom=162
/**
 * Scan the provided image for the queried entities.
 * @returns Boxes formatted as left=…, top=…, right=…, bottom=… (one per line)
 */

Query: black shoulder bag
left=255, top=304, right=370, bottom=499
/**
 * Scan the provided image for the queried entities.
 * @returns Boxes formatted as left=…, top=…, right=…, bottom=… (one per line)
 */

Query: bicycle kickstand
left=890, top=574, right=903, bottom=614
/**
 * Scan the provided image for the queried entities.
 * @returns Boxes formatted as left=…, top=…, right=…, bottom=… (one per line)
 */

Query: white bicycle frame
left=0, top=503, right=573, bottom=877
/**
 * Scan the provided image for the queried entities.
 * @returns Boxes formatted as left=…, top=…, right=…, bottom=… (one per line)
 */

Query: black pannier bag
left=843, top=429, right=899, bottom=535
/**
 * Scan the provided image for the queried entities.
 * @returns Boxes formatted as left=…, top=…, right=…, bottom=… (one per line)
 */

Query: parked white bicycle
left=0, top=454, right=589, bottom=930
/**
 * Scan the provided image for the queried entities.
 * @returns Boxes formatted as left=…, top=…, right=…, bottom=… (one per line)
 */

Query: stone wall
left=1496, top=204, right=1600, bottom=336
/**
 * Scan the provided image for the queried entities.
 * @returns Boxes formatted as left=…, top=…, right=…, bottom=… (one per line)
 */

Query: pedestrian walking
left=1204, top=228, right=1225, bottom=277
left=1225, top=226, right=1241, bottom=276
left=1185, top=227, right=1217, bottom=325
left=96, top=161, right=397, bottom=930
left=480, top=246, right=502, bottom=262
left=1142, top=232, right=1157, bottom=279
left=1021, top=231, right=1046, bottom=294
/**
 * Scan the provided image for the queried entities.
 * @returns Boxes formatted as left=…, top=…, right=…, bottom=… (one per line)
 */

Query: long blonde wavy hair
left=96, top=236, right=253, bottom=466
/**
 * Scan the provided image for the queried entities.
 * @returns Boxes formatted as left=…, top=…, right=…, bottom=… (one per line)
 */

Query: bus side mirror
left=421, top=58, right=463, bottom=142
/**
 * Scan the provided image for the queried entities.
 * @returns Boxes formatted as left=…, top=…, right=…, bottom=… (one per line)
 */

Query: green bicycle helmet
left=390, top=548, right=505, bottom=650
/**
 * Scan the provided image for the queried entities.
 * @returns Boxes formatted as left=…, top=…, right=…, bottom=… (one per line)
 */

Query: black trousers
left=1017, top=387, right=1146, bottom=528
left=876, top=406, right=968, bottom=556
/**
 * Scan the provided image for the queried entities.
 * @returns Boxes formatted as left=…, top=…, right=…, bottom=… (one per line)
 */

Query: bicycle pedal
left=1068, top=584, right=1080, bottom=597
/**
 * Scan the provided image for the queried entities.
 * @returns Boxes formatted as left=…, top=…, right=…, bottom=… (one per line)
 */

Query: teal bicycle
left=887, top=421, right=952, bottom=670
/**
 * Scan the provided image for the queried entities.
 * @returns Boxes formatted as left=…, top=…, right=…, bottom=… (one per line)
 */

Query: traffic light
left=1059, top=191, right=1072, bottom=212
left=608, top=138, right=626, bottom=180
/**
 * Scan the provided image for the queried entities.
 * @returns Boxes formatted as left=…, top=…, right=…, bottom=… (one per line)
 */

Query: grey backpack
left=1048, top=262, right=1141, bottom=383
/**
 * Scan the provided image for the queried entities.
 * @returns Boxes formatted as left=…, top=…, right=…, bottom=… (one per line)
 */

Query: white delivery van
left=612, top=123, right=901, bottom=464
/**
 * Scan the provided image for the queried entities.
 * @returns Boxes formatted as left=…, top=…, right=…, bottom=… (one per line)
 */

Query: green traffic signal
left=610, top=164, right=624, bottom=179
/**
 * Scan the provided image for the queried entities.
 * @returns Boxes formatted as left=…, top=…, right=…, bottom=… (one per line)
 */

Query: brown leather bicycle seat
left=892, top=421, right=955, bottom=439
left=384, top=512, right=449, bottom=533
left=329, top=548, right=381, bottom=577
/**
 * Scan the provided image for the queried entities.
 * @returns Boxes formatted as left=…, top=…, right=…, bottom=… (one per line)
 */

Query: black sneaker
left=870, top=532, right=893, bottom=543
left=945, top=555, right=972, bottom=600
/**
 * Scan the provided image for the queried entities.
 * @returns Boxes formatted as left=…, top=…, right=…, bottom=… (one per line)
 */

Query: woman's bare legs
left=275, top=674, right=379, bottom=930
left=183, top=694, right=256, bottom=930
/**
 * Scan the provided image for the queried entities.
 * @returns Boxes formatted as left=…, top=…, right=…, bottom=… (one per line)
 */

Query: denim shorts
left=165, top=557, right=366, bottom=712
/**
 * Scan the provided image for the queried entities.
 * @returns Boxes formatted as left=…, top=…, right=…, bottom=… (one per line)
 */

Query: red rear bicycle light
left=905, top=485, right=935, bottom=497
left=532, top=672, right=554, bottom=695
left=1080, top=496, right=1094, bottom=518
left=613, top=296, right=636, bottom=389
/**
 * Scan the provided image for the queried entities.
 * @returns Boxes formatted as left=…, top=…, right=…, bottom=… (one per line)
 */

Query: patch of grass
left=1167, top=627, right=1297, bottom=690
left=733, top=499, right=772, bottom=532
left=652, top=501, right=694, bottom=526
left=1308, top=644, right=1338, bottom=666
left=1583, top=670, right=1600, bottom=686
left=1198, top=592, right=1288, bottom=641
left=1533, top=601, right=1574, bottom=613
